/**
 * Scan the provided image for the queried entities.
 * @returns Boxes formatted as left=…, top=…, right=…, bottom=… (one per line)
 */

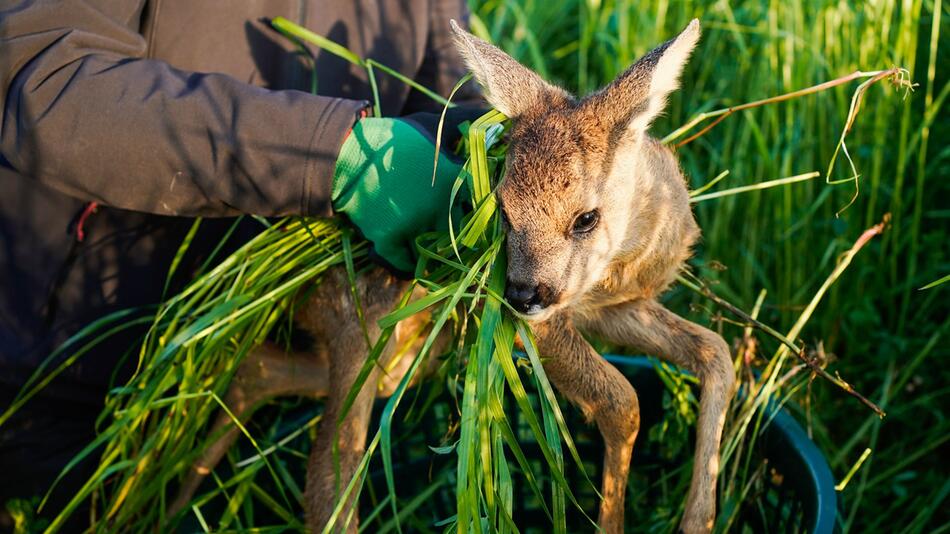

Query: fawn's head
left=451, top=20, right=700, bottom=321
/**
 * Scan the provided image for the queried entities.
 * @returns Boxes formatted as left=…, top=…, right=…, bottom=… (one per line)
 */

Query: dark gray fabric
left=0, top=0, right=477, bottom=519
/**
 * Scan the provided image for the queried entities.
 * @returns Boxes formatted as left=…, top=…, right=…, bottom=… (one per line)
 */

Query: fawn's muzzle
left=504, top=280, right=556, bottom=316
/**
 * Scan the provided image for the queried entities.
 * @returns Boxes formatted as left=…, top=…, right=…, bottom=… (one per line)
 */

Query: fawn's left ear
left=583, top=19, right=701, bottom=133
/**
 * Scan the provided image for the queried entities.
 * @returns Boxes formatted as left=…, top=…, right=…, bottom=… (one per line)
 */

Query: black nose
left=505, top=281, right=543, bottom=314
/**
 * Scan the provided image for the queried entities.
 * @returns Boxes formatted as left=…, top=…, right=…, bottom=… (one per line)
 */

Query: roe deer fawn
left=172, top=19, right=734, bottom=534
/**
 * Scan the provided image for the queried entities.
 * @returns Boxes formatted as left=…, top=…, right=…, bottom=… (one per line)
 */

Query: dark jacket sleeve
left=0, top=0, right=366, bottom=218
left=401, top=0, right=483, bottom=114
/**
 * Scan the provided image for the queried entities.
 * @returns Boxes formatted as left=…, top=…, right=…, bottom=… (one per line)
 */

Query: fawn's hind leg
left=169, top=341, right=330, bottom=517
left=299, top=269, right=410, bottom=533
left=532, top=313, right=641, bottom=534
left=169, top=266, right=433, bottom=529
left=579, top=299, right=736, bottom=534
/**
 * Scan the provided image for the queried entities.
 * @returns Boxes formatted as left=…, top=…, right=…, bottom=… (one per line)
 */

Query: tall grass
left=471, top=0, right=947, bottom=531
left=2, top=2, right=944, bottom=533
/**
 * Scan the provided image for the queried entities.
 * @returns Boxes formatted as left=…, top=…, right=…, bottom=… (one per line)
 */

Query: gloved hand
left=331, top=107, right=485, bottom=274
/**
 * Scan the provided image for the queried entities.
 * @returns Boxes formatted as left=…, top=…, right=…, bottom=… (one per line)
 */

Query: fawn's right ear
left=450, top=20, right=570, bottom=118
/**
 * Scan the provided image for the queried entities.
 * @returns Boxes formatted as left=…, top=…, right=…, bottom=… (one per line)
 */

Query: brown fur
left=171, top=19, right=734, bottom=534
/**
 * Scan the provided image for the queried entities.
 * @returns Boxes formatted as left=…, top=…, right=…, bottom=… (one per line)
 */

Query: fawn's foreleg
left=580, top=299, right=735, bottom=534
left=304, top=342, right=381, bottom=533
left=532, top=314, right=640, bottom=534
left=301, top=269, right=409, bottom=533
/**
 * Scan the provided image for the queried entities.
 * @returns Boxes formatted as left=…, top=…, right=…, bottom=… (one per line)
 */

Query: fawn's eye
left=571, top=210, right=600, bottom=235
left=498, top=206, right=510, bottom=227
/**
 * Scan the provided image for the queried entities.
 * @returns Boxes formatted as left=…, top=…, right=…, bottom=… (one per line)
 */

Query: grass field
left=4, top=1, right=945, bottom=532
left=470, top=0, right=947, bottom=531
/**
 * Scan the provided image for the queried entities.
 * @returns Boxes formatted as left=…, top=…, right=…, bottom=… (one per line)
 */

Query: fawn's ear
left=450, top=20, right=570, bottom=118
left=583, top=19, right=700, bottom=133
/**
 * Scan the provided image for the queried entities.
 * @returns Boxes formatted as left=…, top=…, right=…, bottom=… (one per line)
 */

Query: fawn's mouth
left=510, top=302, right=560, bottom=323
left=516, top=303, right=546, bottom=317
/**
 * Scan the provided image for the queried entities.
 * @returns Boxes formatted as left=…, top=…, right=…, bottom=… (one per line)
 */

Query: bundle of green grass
left=2, top=15, right=910, bottom=534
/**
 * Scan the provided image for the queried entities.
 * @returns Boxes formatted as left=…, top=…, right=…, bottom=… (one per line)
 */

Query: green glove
left=331, top=108, right=483, bottom=274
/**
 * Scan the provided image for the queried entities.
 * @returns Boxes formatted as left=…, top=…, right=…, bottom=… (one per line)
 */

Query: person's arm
left=0, top=0, right=365, bottom=218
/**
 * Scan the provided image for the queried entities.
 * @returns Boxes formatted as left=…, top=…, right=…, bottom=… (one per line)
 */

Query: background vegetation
left=5, top=1, right=945, bottom=533
left=469, top=0, right=946, bottom=531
